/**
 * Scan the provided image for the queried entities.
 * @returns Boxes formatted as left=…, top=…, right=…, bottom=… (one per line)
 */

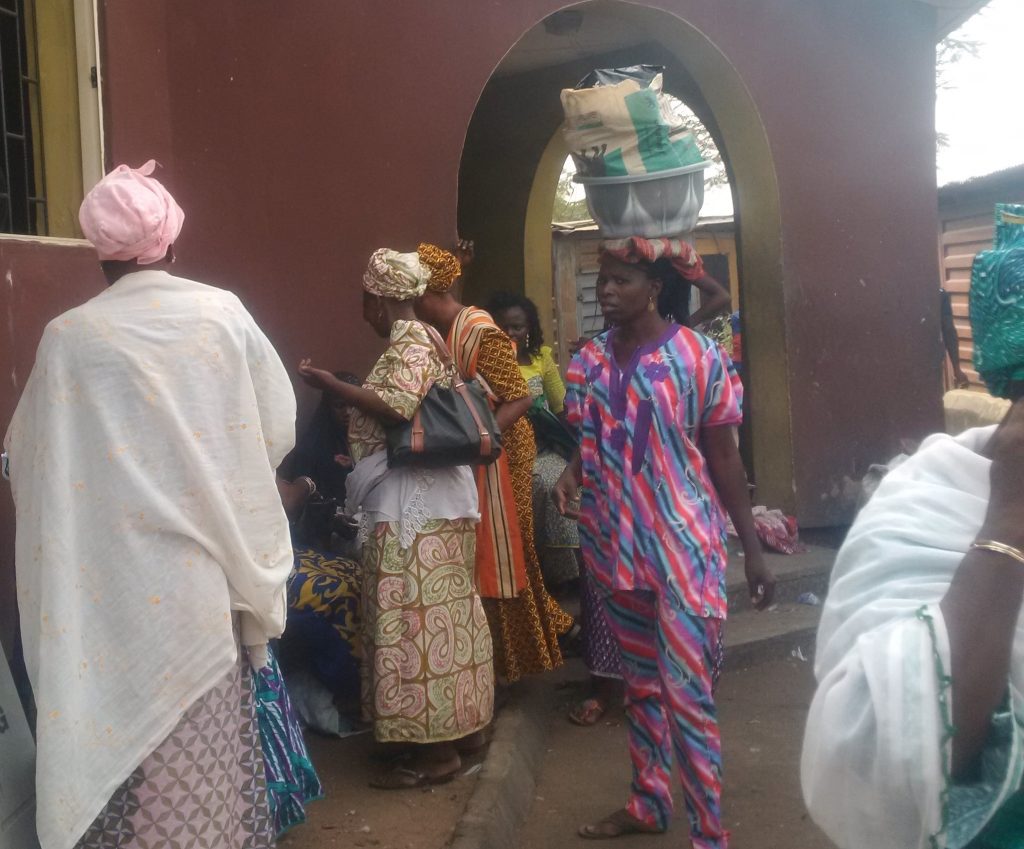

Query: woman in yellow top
left=490, top=292, right=625, bottom=726
left=487, top=292, right=580, bottom=588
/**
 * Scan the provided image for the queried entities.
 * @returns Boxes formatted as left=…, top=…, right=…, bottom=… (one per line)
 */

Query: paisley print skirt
left=361, top=517, right=494, bottom=743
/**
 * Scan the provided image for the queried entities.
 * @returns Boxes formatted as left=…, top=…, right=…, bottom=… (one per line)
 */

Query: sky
left=936, top=0, right=1024, bottom=186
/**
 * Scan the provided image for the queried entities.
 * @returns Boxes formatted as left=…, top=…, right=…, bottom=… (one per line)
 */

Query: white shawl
left=4, top=270, right=296, bottom=849
left=802, top=425, right=1024, bottom=849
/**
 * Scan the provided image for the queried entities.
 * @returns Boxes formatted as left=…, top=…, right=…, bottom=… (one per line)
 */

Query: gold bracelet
left=971, top=540, right=1024, bottom=567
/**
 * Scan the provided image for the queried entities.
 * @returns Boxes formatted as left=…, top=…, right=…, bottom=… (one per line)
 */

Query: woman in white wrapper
left=5, top=161, right=296, bottom=849
left=803, top=243, right=1024, bottom=849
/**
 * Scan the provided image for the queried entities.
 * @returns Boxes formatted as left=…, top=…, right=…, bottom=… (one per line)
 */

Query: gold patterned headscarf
left=418, top=243, right=462, bottom=293
left=362, top=248, right=430, bottom=300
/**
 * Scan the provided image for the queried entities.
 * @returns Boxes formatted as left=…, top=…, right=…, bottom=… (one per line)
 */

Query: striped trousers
left=603, top=588, right=727, bottom=849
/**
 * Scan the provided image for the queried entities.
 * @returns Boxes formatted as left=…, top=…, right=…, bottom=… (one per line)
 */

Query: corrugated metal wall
left=938, top=213, right=993, bottom=389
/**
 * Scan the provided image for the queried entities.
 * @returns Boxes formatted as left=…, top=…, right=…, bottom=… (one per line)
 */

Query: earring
left=647, top=297, right=656, bottom=312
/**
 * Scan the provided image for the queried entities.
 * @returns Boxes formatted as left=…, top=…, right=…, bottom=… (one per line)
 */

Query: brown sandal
left=369, top=765, right=458, bottom=790
left=578, top=809, right=665, bottom=840
left=568, top=697, right=607, bottom=727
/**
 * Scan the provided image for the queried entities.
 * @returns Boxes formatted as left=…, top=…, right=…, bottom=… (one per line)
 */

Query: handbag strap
left=414, top=321, right=495, bottom=458
left=420, top=322, right=456, bottom=370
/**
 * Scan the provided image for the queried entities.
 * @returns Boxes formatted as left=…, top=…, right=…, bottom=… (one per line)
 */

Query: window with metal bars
left=0, top=0, right=46, bottom=236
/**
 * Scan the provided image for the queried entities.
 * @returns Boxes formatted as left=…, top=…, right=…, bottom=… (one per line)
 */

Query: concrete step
left=725, top=542, right=835, bottom=613
left=725, top=601, right=821, bottom=670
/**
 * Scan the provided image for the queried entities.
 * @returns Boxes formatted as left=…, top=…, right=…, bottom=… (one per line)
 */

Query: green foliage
left=552, top=167, right=591, bottom=223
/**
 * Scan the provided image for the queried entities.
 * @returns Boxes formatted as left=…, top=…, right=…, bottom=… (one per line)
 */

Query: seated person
left=276, top=378, right=363, bottom=708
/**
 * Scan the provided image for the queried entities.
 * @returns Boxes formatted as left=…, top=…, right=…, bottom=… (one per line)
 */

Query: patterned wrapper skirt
left=582, top=569, right=623, bottom=679
left=252, top=646, right=323, bottom=836
left=361, top=517, right=494, bottom=743
left=283, top=547, right=361, bottom=700
left=531, top=451, right=581, bottom=588
left=74, top=651, right=274, bottom=849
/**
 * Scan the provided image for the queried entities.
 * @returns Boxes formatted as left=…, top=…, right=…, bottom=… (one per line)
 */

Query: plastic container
left=574, top=161, right=710, bottom=239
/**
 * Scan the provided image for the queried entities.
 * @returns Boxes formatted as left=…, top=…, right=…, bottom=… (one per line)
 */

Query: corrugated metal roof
left=938, top=163, right=1024, bottom=206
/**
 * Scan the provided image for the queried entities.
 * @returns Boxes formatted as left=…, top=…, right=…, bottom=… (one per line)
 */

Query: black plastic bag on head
left=576, top=64, right=664, bottom=89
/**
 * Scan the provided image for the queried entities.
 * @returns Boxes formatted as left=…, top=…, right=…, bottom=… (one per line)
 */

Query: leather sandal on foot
left=568, top=697, right=607, bottom=727
left=578, top=809, right=665, bottom=840
left=369, top=765, right=458, bottom=790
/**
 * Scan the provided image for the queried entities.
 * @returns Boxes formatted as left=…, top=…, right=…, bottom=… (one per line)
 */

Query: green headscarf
left=971, top=203, right=1024, bottom=399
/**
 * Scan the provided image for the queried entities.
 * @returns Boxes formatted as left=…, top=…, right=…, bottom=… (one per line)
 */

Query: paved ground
left=518, top=658, right=835, bottom=849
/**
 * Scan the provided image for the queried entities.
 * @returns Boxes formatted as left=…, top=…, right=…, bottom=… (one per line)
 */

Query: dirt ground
left=277, top=655, right=833, bottom=849
left=277, top=730, right=484, bottom=849
left=518, top=658, right=835, bottom=849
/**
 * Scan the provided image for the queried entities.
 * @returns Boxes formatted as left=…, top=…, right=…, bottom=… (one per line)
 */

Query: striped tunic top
left=565, top=323, right=743, bottom=619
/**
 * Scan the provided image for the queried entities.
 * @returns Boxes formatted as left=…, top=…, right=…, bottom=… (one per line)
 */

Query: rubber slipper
left=369, top=765, right=458, bottom=790
left=568, top=697, right=607, bottom=727
left=578, top=809, right=665, bottom=840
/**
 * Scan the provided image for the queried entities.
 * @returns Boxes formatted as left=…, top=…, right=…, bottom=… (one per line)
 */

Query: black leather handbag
left=385, top=326, right=503, bottom=468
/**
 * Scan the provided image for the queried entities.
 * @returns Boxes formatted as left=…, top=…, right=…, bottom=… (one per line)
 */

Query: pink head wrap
left=599, top=236, right=705, bottom=282
left=78, top=160, right=184, bottom=265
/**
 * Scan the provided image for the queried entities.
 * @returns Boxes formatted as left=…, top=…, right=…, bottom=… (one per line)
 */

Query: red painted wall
left=97, top=2, right=942, bottom=507
left=1, top=0, right=944, bottom=650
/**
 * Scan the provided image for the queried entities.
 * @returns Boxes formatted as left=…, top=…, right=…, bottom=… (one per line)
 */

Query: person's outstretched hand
left=453, top=238, right=475, bottom=269
left=298, top=358, right=333, bottom=390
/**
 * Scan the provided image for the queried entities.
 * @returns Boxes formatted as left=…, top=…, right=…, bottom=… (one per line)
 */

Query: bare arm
left=553, top=449, right=583, bottom=520
left=298, top=362, right=404, bottom=424
left=941, top=311, right=970, bottom=388
left=701, top=425, right=775, bottom=609
left=686, top=273, right=732, bottom=328
left=276, top=475, right=312, bottom=522
left=496, top=394, right=533, bottom=432
left=475, top=328, right=534, bottom=434
left=940, top=400, right=1024, bottom=777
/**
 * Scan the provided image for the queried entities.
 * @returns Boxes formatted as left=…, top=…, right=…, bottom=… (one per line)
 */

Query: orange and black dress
left=449, top=307, right=573, bottom=681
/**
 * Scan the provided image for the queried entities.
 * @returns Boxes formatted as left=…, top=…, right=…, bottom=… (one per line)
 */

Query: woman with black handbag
left=298, top=248, right=493, bottom=788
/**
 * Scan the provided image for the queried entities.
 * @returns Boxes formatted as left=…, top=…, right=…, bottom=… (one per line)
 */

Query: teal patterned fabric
left=253, top=647, right=324, bottom=836
left=971, top=204, right=1024, bottom=399
left=969, top=790, right=1024, bottom=848
left=949, top=706, right=1024, bottom=848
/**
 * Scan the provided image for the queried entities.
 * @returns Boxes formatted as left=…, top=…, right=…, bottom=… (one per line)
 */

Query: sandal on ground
left=369, top=764, right=458, bottom=790
left=578, top=809, right=665, bottom=840
left=568, top=697, right=607, bottom=727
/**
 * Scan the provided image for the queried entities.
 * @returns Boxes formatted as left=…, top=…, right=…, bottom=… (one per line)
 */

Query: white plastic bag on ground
left=287, top=668, right=368, bottom=738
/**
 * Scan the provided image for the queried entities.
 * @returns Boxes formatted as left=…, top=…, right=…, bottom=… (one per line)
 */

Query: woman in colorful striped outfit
left=554, top=237, right=775, bottom=846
